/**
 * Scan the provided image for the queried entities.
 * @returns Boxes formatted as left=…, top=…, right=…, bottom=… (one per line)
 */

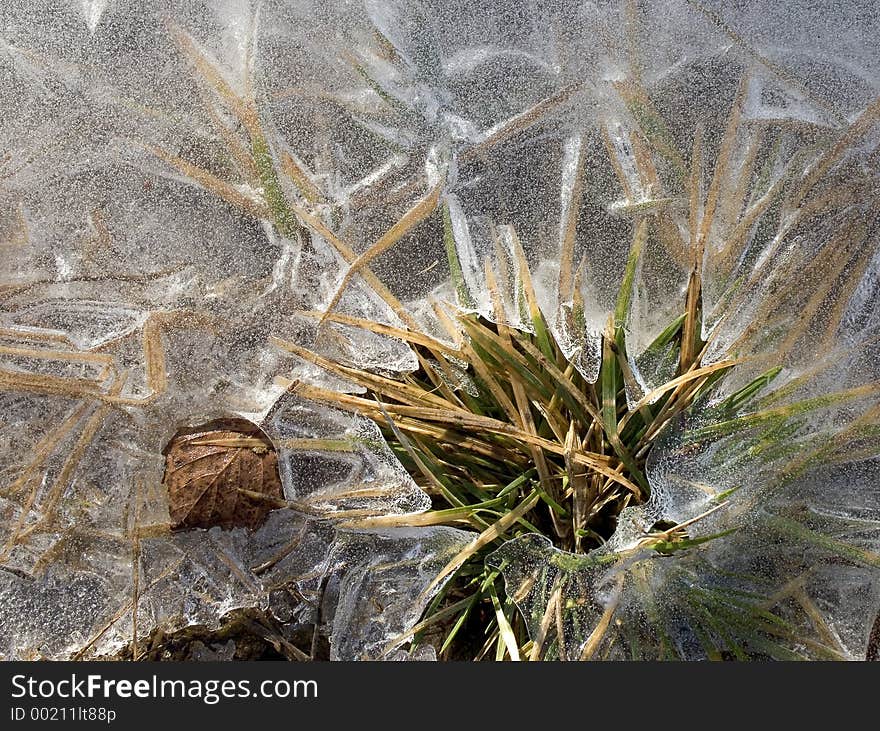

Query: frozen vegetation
left=0, top=0, right=879, bottom=660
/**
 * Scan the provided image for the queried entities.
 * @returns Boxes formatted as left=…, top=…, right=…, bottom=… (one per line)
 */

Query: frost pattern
left=267, top=395, right=431, bottom=518
left=1, top=0, right=879, bottom=660
left=326, top=527, right=472, bottom=661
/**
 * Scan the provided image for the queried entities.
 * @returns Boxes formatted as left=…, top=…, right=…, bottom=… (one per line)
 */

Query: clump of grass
left=159, top=19, right=880, bottom=660
left=281, top=223, right=757, bottom=659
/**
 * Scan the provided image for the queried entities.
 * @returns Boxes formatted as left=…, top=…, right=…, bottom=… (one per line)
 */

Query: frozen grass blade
left=320, top=181, right=443, bottom=326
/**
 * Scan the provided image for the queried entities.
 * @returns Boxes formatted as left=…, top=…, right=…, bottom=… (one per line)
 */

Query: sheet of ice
left=0, top=0, right=465, bottom=659
left=1, top=0, right=879, bottom=661
left=326, top=527, right=472, bottom=661
left=266, top=395, right=431, bottom=518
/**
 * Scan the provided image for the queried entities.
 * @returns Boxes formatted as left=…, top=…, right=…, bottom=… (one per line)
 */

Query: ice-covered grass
left=1, top=1, right=879, bottom=660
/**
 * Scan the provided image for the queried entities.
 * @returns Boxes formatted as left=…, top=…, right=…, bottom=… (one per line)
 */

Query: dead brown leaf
left=163, top=418, right=283, bottom=531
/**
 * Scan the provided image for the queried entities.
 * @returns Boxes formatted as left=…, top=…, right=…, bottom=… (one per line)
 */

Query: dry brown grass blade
left=128, top=479, right=143, bottom=660
left=420, top=491, right=542, bottom=601
left=143, top=315, right=167, bottom=396
left=566, top=423, right=592, bottom=552
left=270, top=336, right=459, bottom=411
left=297, top=379, right=605, bottom=459
left=5, top=202, right=30, bottom=247
left=795, top=589, right=846, bottom=655
left=512, top=573, right=538, bottom=606
left=191, top=436, right=272, bottom=449
left=290, top=202, right=423, bottom=332
left=681, top=123, right=704, bottom=371
left=200, top=94, right=259, bottom=181
left=339, top=509, right=476, bottom=530
left=319, top=180, right=443, bottom=326
left=0, top=344, right=114, bottom=369
left=251, top=525, right=309, bottom=576
left=529, top=577, right=562, bottom=661
left=0, top=328, right=72, bottom=345
left=169, top=22, right=260, bottom=134
left=490, top=224, right=515, bottom=299
left=697, top=71, right=750, bottom=253
left=621, top=358, right=747, bottom=412
left=601, top=123, right=636, bottom=202
left=624, top=0, right=644, bottom=84
left=2, top=400, right=91, bottom=500
left=322, top=485, right=411, bottom=501
left=273, top=377, right=524, bottom=465
left=630, top=128, right=662, bottom=194
left=143, top=143, right=270, bottom=218
left=430, top=297, right=466, bottom=348
left=463, top=83, right=584, bottom=163
left=40, top=377, right=128, bottom=517
left=508, top=226, right=542, bottom=322
left=554, top=578, right=568, bottom=661
left=0, top=368, right=108, bottom=400
left=558, top=134, right=587, bottom=304
left=579, top=572, right=624, bottom=659
left=688, top=123, right=704, bottom=256
left=0, top=365, right=161, bottom=408
left=645, top=383, right=708, bottom=453
left=280, top=150, right=324, bottom=203
left=1, top=334, right=161, bottom=405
